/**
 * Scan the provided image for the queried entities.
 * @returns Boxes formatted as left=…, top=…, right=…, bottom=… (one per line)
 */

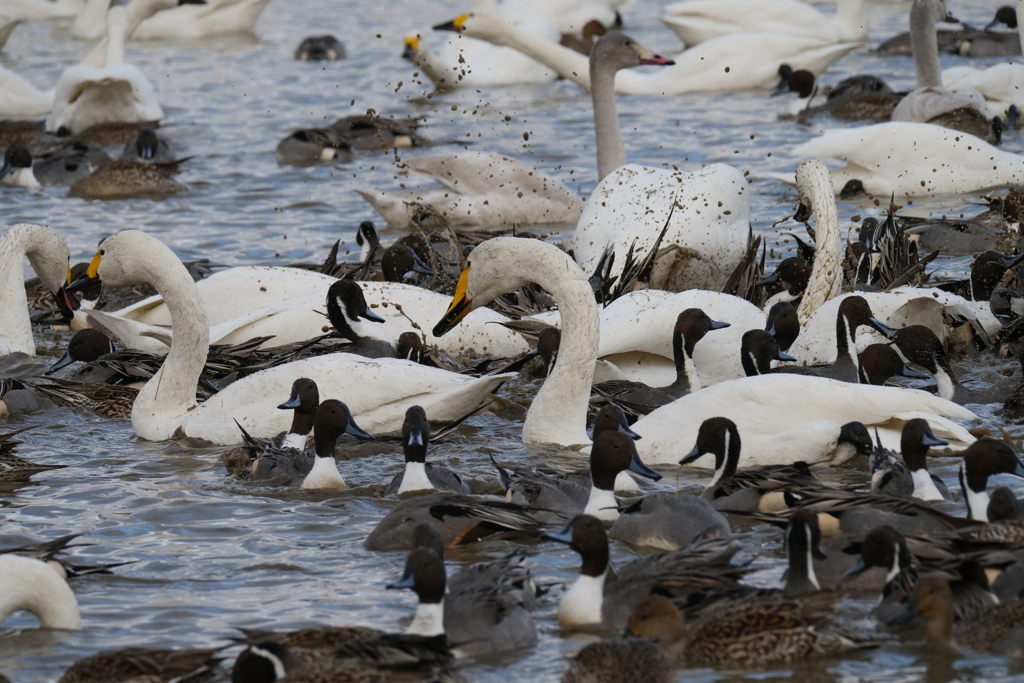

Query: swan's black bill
left=433, top=14, right=468, bottom=32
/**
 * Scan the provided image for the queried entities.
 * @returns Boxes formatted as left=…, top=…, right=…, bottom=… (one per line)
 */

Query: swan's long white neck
left=835, top=0, right=867, bottom=38
left=73, top=0, right=111, bottom=40
left=909, top=1, right=942, bottom=89
left=0, top=224, right=64, bottom=356
left=412, top=42, right=451, bottom=89
left=0, top=555, right=81, bottom=629
left=591, top=51, right=625, bottom=181
left=795, top=161, right=841, bottom=324
left=104, top=6, right=129, bottom=66
left=122, top=235, right=210, bottom=440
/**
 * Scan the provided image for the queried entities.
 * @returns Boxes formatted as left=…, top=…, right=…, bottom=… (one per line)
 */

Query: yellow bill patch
left=86, top=252, right=102, bottom=279
left=446, top=267, right=470, bottom=316
left=404, top=35, right=420, bottom=51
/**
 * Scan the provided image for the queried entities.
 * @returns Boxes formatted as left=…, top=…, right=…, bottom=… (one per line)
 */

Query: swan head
left=433, top=0, right=508, bottom=44
left=70, top=230, right=173, bottom=291
left=12, top=223, right=78, bottom=321
left=795, top=160, right=834, bottom=214
left=590, top=32, right=674, bottom=71
left=912, top=0, right=959, bottom=26
left=402, top=35, right=421, bottom=60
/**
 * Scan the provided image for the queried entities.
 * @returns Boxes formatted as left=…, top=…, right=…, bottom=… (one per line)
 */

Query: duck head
left=845, top=525, right=911, bottom=585
left=681, top=417, right=741, bottom=490
left=277, top=378, right=319, bottom=437
left=381, top=244, right=432, bottom=284
left=387, top=546, right=447, bottom=637
left=545, top=515, right=610, bottom=579
left=759, top=257, right=811, bottom=299
left=740, top=329, right=796, bottom=377
left=313, top=399, right=374, bottom=459
left=857, top=344, right=930, bottom=385
left=900, top=418, right=947, bottom=472
left=960, top=439, right=1024, bottom=521
left=231, top=641, right=301, bottom=683
left=592, top=404, right=640, bottom=441
left=402, top=405, right=431, bottom=464
left=784, top=509, right=827, bottom=595
left=765, top=301, right=800, bottom=352
left=326, top=279, right=386, bottom=343
left=591, top=430, right=660, bottom=490
left=836, top=421, right=873, bottom=461
left=968, top=251, right=1024, bottom=302
left=46, top=329, right=115, bottom=375
left=626, top=596, right=686, bottom=645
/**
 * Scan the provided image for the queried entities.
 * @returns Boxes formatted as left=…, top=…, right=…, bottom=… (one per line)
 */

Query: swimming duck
left=67, top=157, right=187, bottom=199
left=58, top=647, right=224, bottom=683
left=609, top=488, right=731, bottom=551
left=960, top=438, right=1024, bottom=521
left=274, top=126, right=352, bottom=166
left=299, top=400, right=374, bottom=491
left=1, top=223, right=77, bottom=356
left=0, top=553, right=81, bottom=629
left=364, top=492, right=541, bottom=551
left=766, top=301, right=802, bottom=351
left=869, top=419, right=952, bottom=501
left=592, top=308, right=730, bottom=415
left=385, top=405, right=469, bottom=496
left=661, top=0, right=868, bottom=46
left=443, top=0, right=861, bottom=95
left=878, top=5, right=1019, bottom=56
left=32, top=140, right=112, bottom=186
left=385, top=544, right=533, bottom=656
left=891, top=575, right=1024, bottom=655
left=546, top=515, right=747, bottom=628
left=243, top=380, right=318, bottom=482
left=433, top=237, right=977, bottom=458
left=70, top=231, right=515, bottom=443
left=776, top=67, right=897, bottom=121
left=857, top=344, right=932, bottom=386
left=120, top=128, right=174, bottom=163
left=324, top=279, right=395, bottom=358
left=0, top=533, right=132, bottom=579
left=0, top=142, right=39, bottom=187
left=406, top=524, right=538, bottom=656
left=294, top=34, right=344, bottom=61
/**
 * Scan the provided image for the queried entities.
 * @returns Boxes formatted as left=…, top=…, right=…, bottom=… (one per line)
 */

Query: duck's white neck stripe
left=885, top=545, right=902, bottom=584
left=558, top=570, right=607, bottom=627
left=301, top=455, right=347, bottom=490
left=283, top=432, right=307, bottom=450
left=934, top=368, right=954, bottom=401
left=583, top=486, right=619, bottom=522
left=805, top=524, right=820, bottom=590
left=398, top=462, right=434, bottom=495
left=911, top=469, right=944, bottom=502
left=965, top=486, right=990, bottom=522
left=683, top=349, right=702, bottom=391
left=249, top=646, right=287, bottom=679
left=407, top=600, right=445, bottom=637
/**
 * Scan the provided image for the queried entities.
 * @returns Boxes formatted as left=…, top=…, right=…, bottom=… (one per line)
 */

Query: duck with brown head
left=385, top=406, right=469, bottom=497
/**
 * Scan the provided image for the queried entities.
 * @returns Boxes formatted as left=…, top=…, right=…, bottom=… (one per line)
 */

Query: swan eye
left=99, top=249, right=105, bottom=256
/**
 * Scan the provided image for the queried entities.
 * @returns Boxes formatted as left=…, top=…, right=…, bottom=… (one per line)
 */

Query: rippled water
left=5, top=0, right=1024, bottom=680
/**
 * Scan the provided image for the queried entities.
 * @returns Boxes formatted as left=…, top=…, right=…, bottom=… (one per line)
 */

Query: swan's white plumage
left=0, top=554, right=81, bottom=630
left=661, top=0, right=867, bottom=46
left=0, top=0, right=80, bottom=20
left=570, top=164, right=750, bottom=292
left=635, top=374, right=976, bottom=466
left=499, top=0, right=622, bottom=33
left=133, top=0, right=271, bottom=39
left=0, top=224, right=71, bottom=357
left=0, top=65, right=53, bottom=118
left=92, top=267, right=529, bottom=360
left=359, top=151, right=582, bottom=229
left=458, top=0, right=861, bottom=94
left=0, top=11, right=18, bottom=49
left=792, top=123, right=1024, bottom=197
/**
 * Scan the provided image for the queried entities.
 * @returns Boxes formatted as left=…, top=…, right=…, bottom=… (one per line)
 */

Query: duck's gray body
left=385, top=464, right=470, bottom=496
left=609, top=493, right=731, bottom=550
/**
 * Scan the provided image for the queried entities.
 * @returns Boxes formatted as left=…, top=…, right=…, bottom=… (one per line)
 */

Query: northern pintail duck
left=380, top=243, right=434, bottom=285
left=878, top=6, right=1019, bottom=56
left=325, top=279, right=396, bottom=358
left=892, top=576, right=1024, bottom=656
left=300, top=400, right=374, bottom=491
left=58, top=647, right=224, bottom=683
left=760, top=258, right=811, bottom=308
left=890, top=325, right=977, bottom=403
left=120, top=128, right=174, bottom=163
left=0, top=425, right=64, bottom=481
left=241, top=379, right=319, bottom=483
left=562, top=596, right=679, bottom=683
left=385, top=405, right=469, bottom=496
left=232, top=625, right=380, bottom=669
left=493, top=429, right=661, bottom=524
left=858, top=344, right=932, bottom=386
left=939, top=250, right=1024, bottom=302
left=680, top=417, right=867, bottom=512
left=408, top=523, right=537, bottom=656
left=870, top=419, right=952, bottom=501
left=364, top=492, right=541, bottom=551
left=609, top=487, right=731, bottom=551
left=0, top=552, right=80, bottom=629
left=275, top=126, right=353, bottom=166
left=766, top=301, right=801, bottom=352
left=739, top=329, right=798, bottom=377
left=21, top=378, right=137, bottom=418
left=294, top=35, right=345, bottom=61
left=592, top=309, right=730, bottom=416
left=67, top=158, right=187, bottom=199
left=0, top=142, right=39, bottom=187
left=545, top=515, right=747, bottom=629
left=960, top=439, right=1024, bottom=521
left=778, top=296, right=894, bottom=382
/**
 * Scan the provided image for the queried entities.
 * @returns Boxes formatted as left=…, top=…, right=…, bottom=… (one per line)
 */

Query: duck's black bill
left=345, top=418, right=375, bottom=441
left=679, top=444, right=705, bottom=466
left=386, top=569, right=415, bottom=590
left=629, top=455, right=661, bottom=481
left=361, top=307, right=386, bottom=323
left=46, top=349, right=75, bottom=375
left=843, top=557, right=868, bottom=579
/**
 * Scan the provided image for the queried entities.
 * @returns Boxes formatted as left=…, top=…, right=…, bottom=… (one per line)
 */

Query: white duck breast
left=791, top=123, right=1024, bottom=198
left=570, top=165, right=750, bottom=292
left=634, top=374, right=976, bottom=467
left=46, top=6, right=162, bottom=134
left=528, top=289, right=766, bottom=386
left=90, top=268, right=529, bottom=360
left=359, top=151, right=583, bottom=229
left=452, top=1, right=861, bottom=94
left=790, top=290, right=1000, bottom=366
left=661, top=0, right=868, bottom=45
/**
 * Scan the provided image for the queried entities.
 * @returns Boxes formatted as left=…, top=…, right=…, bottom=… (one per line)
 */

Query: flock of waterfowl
left=9, top=0, right=1024, bottom=681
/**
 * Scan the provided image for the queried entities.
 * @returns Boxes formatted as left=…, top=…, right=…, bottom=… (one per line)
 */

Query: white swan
left=358, top=151, right=583, bottom=229
left=73, top=231, right=513, bottom=443
left=793, top=160, right=842, bottom=324
left=47, top=4, right=163, bottom=134
left=402, top=22, right=559, bottom=91
left=790, top=290, right=1000, bottom=366
left=85, top=267, right=529, bottom=360
left=635, top=373, right=976, bottom=467
left=661, top=0, right=867, bottom=46
left=1, top=224, right=73, bottom=357
left=0, top=65, right=53, bottom=119
left=566, top=33, right=750, bottom=292
left=0, top=554, right=81, bottom=630
left=941, top=0, right=1024, bottom=118
left=498, top=0, right=623, bottom=33
left=446, top=0, right=862, bottom=94
left=0, top=0, right=80, bottom=21
left=527, top=289, right=766, bottom=386
left=891, top=0, right=990, bottom=125
left=75, top=0, right=271, bottom=40
left=433, top=236, right=974, bottom=459
left=791, top=122, right=1024, bottom=198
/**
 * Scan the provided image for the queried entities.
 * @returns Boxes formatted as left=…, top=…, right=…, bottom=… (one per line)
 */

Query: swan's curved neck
left=835, top=0, right=867, bottom=35
left=0, top=556, right=81, bottom=629
left=414, top=44, right=453, bottom=89
left=909, top=2, right=942, bottom=88
left=467, top=12, right=592, bottom=89
left=130, top=238, right=210, bottom=439
left=591, top=54, right=625, bottom=181
left=73, top=0, right=111, bottom=39
left=0, top=225, right=60, bottom=355
left=104, top=7, right=129, bottom=66
left=795, top=162, right=842, bottom=324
